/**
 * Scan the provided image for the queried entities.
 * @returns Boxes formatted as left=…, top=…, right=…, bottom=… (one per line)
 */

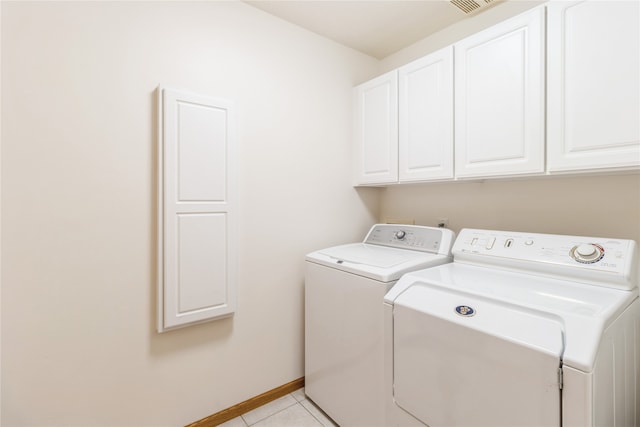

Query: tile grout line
left=241, top=396, right=300, bottom=426
left=298, top=401, right=326, bottom=426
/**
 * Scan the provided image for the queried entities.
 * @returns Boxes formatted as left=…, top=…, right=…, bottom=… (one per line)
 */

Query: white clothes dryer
left=305, top=224, right=455, bottom=427
left=384, top=228, right=639, bottom=427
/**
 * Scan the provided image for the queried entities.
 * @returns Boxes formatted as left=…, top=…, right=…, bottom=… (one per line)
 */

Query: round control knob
left=570, top=243, right=604, bottom=264
left=576, top=244, right=597, bottom=257
left=395, top=231, right=406, bottom=240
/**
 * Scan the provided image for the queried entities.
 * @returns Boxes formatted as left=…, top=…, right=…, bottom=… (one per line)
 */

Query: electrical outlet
left=437, top=218, right=449, bottom=228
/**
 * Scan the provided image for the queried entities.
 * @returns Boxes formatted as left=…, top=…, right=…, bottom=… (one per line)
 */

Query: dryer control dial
left=395, top=231, right=406, bottom=240
left=570, top=243, right=605, bottom=264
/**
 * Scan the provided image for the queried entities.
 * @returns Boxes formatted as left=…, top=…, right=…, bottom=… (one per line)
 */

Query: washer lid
left=394, top=282, right=564, bottom=357
left=386, top=263, right=638, bottom=371
left=318, top=244, right=424, bottom=268
left=306, top=243, right=451, bottom=282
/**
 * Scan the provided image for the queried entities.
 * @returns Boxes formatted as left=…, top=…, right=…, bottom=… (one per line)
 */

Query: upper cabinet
left=353, top=2, right=639, bottom=186
left=353, top=48, right=454, bottom=186
left=353, top=70, right=398, bottom=185
left=547, top=0, right=640, bottom=173
left=454, top=8, right=545, bottom=179
left=399, top=46, right=454, bottom=182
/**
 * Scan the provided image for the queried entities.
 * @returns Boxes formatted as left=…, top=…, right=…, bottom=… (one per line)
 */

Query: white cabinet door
left=454, top=8, right=545, bottom=179
left=398, top=46, right=454, bottom=182
left=158, top=87, right=237, bottom=332
left=354, top=71, right=398, bottom=185
left=547, top=1, right=640, bottom=173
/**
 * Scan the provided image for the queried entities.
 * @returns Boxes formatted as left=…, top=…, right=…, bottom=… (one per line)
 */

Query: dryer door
left=392, top=283, right=563, bottom=427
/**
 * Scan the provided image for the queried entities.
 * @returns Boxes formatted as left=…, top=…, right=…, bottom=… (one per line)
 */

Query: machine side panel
left=592, top=299, right=640, bottom=427
left=304, top=261, right=393, bottom=427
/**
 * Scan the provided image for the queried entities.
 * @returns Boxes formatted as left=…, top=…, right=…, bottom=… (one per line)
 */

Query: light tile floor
left=218, top=388, right=338, bottom=427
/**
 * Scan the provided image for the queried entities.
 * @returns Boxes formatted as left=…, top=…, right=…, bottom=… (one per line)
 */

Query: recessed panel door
left=398, top=46, right=454, bottom=182
left=547, top=0, right=640, bottom=172
left=158, top=87, right=237, bottom=332
left=354, top=70, right=399, bottom=185
left=454, top=8, right=545, bottom=178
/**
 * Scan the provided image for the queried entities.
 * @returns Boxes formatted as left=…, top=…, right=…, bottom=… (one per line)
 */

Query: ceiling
left=244, top=1, right=485, bottom=59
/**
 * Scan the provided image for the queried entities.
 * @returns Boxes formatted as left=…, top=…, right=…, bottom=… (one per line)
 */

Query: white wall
left=1, top=2, right=379, bottom=425
left=375, top=0, right=640, bottom=245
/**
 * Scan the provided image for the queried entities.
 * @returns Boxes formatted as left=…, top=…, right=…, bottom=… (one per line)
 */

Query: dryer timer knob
left=571, top=243, right=604, bottom=263
left=395, top=231, right=406, bottom=240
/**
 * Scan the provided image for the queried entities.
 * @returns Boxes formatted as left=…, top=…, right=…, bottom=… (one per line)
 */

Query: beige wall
left=380, top=174, right=640, bottom=244
left=1, top=2, right=379, bottom=425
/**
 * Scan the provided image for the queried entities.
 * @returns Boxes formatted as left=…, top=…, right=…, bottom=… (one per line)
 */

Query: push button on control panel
left=485, top=237, right=496, bottom=250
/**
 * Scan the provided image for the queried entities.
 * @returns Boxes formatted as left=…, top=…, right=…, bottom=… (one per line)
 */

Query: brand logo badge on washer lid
left=455, top=305, right=476, bottom=317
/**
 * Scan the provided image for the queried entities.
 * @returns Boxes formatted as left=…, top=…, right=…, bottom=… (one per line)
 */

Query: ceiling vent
left=450, top=0, right=499, bottom=15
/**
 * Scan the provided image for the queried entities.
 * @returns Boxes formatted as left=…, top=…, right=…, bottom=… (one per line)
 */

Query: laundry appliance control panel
left=364, top=224, right=454, bottom=255
left=453, top=229, right=638, bottom=291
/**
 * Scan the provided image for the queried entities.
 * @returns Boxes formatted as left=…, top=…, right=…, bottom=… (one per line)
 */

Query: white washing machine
left=384, top=228, right=639, bottom=427
left=305, top=224, right=455, bottom=427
